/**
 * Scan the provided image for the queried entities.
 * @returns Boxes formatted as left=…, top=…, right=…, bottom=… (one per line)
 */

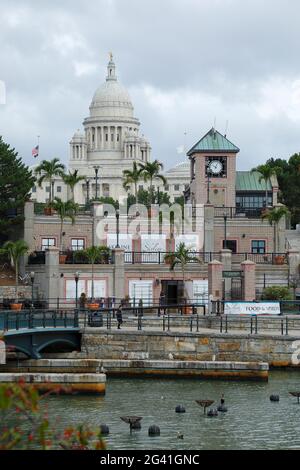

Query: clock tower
left=188, top=128, right=240, bottom=207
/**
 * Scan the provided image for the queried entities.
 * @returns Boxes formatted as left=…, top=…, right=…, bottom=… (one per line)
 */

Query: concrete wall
left=76, top=330, right=300, bottom=367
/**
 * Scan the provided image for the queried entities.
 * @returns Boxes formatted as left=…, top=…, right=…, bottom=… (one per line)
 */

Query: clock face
left=208, top=160, right=223, bottom=175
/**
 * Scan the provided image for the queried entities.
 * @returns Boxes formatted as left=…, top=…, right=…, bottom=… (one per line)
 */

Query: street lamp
left=223, top=212, right=228, bottom=249
left=74, top=271, right=80, bottom=309
left=93, top=166, right=100, bottom=200
left=30, top=271, right=35, bottom=307
left=86, top=179, right=90, bottom=204
left=116, top=209, right=120, bottom=248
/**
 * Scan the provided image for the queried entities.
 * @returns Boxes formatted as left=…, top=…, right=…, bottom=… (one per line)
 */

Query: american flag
left=32, top=145, right=39, bottom=158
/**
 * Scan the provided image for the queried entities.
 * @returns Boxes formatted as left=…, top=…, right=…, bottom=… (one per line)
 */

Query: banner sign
left=224, top=301, right=281, bottom=316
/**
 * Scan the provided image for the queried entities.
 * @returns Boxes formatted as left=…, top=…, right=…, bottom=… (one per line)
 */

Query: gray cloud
left=0, top=0, right=300, bottom=171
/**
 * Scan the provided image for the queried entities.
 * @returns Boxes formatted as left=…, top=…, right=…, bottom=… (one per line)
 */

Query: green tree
left=164, top=242, right=201, bottom=299
left=251, top=164, right=278, bottom=207
left=34, top=158, right=65, bottom=203
left=62, top=169, right=85, bottom=201
left=139, top=160, right=167, bottom=206
left=266, top=155, right=300, bottom=227
left=261, top=206, right=289, bottom=252
left=0, top=240, right=28, bottom=302
left=0, top=137, right=35, bottom=242
left=123, top=162, right=143, bottom=203
left=51, top=198, right=78, bottom=250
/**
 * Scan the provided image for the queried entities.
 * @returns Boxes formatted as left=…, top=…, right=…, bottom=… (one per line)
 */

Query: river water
left=44, top=371, right=300, bottom=450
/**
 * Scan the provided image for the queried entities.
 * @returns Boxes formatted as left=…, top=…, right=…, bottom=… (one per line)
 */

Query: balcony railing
left=27, top=250, right=288, bottom=266
left=34, top=202, right=92, bottom=216
left=124, top=251, right=221, bottom=264
left=214, top=207, right=265, bottom=219
left=232, top=253, right=288, bottom=265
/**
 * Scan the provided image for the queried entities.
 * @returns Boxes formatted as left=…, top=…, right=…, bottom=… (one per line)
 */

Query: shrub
left=0, top=380, right=106, bottom=450
left=261, top=286, right=293, bottom=301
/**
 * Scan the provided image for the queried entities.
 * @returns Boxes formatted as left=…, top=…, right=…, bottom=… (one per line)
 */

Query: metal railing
left=0, top=310, right=79, bottom=331
left=214, top=207, right=265, bottom=219
left=231, top=253, right=288, bottom=265
left=124, top=251, right=221, bottom=264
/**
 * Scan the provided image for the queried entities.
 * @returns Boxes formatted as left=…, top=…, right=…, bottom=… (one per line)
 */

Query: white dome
left=89, top=58, right=134, bottom=119
left=92, top=81, right=132, bottom=107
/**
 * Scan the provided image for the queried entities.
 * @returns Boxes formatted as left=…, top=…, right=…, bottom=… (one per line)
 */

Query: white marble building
left=31, top=55, right=189, bottom=204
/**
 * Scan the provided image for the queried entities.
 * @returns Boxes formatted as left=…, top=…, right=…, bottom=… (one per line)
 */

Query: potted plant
left=98, top=246, right=111, bottom=264
left=0, top=240, right=29, bottom=310
left=274, top=255, right=285, bottom=265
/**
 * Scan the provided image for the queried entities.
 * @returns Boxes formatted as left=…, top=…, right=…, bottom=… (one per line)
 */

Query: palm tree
left=62, top=169, right=86, bottom=202
left=84, top=246, right=107, bottom=301
left=0, top=240, right=29, bottom=302
left=123, top=162, right=143, bottom=203
left=34, top=158, right=65, bottom=203
left=251, top=164, right=278, bottom=208
left=164, top=242, right=201, bottom=300
left=51, top=198, right=78, bottom=250
left=139, top=160, right=167, bottom=206
left=261, top=206, right=289, bottom=252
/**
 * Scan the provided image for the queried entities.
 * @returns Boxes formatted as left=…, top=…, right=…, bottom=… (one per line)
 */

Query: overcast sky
left=1, top=0, right=300, bottom=171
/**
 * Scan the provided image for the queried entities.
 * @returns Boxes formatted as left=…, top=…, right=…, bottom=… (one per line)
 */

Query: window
left=139, top=185, right=144, bottom=191
left=174, top=184, right=180, bottom=191
left=57, top=186, right=62, bottom=193
left=42, top=238, right=56, bottom=250
left=32, top=186, right=36, bottom=193
left=164, top=184, right=169, bottom=191
left=46, top=186, right=50, bottom=193
left=105, top=134, right=108, bottom=141
left=129, top=280, right=153, bottom=307
left=71, top=239, right=85, bottom=251
left=111, top=134, right=114, bottom=141
left=251, top=240, right=266, bottom=254
left=223, top=240, right=237, bottom=253
left=102, top=184, right=110, bottom=197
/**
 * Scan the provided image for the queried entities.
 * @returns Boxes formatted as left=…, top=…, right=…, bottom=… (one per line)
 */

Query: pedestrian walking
left=116, top=304, right=123, bottom=329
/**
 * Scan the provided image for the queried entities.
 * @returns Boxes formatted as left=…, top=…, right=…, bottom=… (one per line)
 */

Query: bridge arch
left=37, top=338, right=79, bottom=355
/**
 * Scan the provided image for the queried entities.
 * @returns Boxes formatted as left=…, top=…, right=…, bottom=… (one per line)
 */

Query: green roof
left=187, top=128, right=240, bottom=156
left=236, top=171, right=272, bottom=191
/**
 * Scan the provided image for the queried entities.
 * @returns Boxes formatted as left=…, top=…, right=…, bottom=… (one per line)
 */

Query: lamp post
left=93, top=166, right=100, bottom=200
left=86, top=179, right=90, bottom=204
left=30, top=271, right=35, bottom=307
left=116, top=209, right=120, bottom=248
left=74, top=271, right=80, bottom=309
left=223, top=212, right=228, bottom=249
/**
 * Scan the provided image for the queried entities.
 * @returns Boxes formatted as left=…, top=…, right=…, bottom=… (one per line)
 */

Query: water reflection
left=44, top=371, right=300, bottom=450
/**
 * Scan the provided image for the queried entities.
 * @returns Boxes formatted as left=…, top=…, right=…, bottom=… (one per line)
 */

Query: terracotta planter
left=183, top=306, right=193, bottom=315
left=59, top=254, right=67, bottom=264
left=44, top=207, right=54, bottom=216
left=10, top=303, right=22, bottom=311
left=88, top=303, right=100, bottom=311
left=274, top=255, right=285, bottom=265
